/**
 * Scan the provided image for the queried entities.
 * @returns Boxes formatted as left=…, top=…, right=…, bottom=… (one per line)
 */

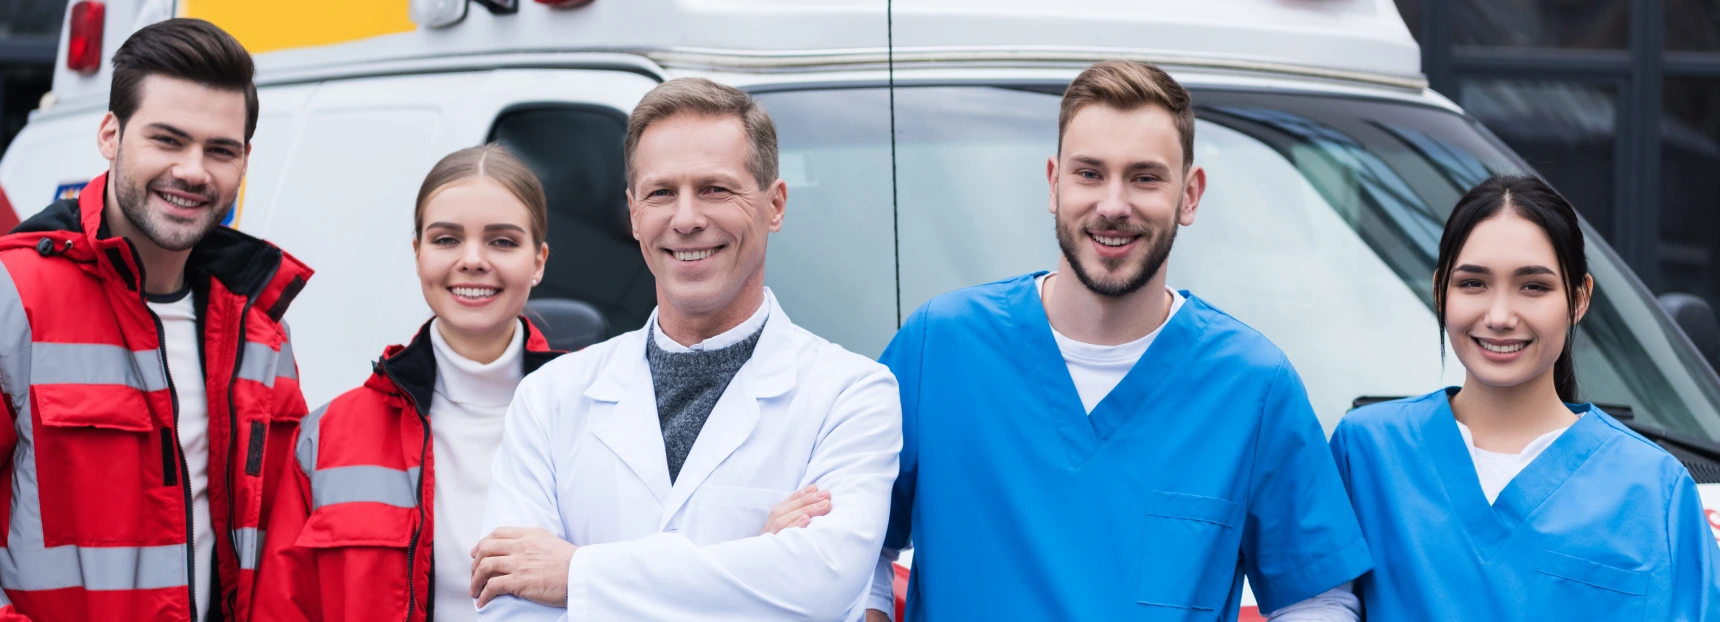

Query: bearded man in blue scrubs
left=861, top=61, right=1374, bottom=622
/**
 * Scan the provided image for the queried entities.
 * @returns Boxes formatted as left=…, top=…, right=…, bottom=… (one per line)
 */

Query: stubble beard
left=1054, top=195, right=1180, bottom=299
left=112, top=144, right=231, bottom=252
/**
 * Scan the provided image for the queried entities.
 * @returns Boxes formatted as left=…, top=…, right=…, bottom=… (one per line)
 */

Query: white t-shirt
left=148, top=289, right=213, bottom=622
left=1035, top=273, right=1185, bottom=414
left=1456, top=417, right=1577, bottom=504
left=429, top=319, right=525, bottom=622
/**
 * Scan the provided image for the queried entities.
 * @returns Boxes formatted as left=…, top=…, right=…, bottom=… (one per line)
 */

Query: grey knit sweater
left=645, top=322, right=765, bottom=483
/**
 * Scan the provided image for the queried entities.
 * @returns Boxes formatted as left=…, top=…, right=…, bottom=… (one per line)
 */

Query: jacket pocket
left=30, top=388, right=171, bottom=545
left=295, top=504, right=416, bottom=549
left=1530, top=550, right=1647, bottom=622
left=1137, top=491, right=1241, bottom=620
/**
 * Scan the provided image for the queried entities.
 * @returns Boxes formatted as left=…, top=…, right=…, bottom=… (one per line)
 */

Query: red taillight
left=534, top=0, right=594, bottom=7
left=66, top=1, right=104, bottom=75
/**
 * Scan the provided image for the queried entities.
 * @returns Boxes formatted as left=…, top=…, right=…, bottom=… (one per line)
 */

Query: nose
left=669, top=190, right=707, bottom=235
left=1094, top=179, right=1132, bottom=222
left=171, top=148, right=215, bottom=190
left=455, top=239, right=490, bottom=274
left=1483, top=288, right=1518, bottom=333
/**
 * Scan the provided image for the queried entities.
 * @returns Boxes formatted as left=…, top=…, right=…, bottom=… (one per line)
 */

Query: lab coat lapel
left=657, top=293, right=799, bottom=529
left=586, top=328, right=673, bottom=506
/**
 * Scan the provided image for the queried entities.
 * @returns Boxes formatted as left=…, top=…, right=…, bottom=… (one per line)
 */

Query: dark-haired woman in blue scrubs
left=1329, top=174, right=1720, bottom=620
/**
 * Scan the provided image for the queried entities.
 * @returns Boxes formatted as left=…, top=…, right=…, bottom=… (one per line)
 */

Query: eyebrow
left=1453, top=264, right=1558, bottom=277
left=1070, top=155, right=1171, bottom=176
left=424, top=222, right=529, bottom=234
left=144, top=122, right=244, bottom=150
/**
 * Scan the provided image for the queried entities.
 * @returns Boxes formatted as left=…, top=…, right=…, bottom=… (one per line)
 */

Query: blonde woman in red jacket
left=252, top=145, right=832, bottom=621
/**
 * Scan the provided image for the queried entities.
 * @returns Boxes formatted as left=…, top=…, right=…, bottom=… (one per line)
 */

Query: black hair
left=1434, top=175, right=1590, bottom=403
left=109, top=18, right=258, bottom=141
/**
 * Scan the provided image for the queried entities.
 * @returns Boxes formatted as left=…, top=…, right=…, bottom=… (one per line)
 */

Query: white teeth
left=1091, top=234, right=1133, bottom=247
left=157, top=192, right=204, bottom=208
left=1476, top=339, right=1528, bottom=354
left=451, top=287, right=499, bottom=299
left=674, top=249, right=716, bottom=261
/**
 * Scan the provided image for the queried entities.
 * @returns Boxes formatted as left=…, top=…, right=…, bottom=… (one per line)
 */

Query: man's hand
left=760, top=485, right=832, bottom=535
left=470, top=527, right=578, bottom=608
left=865, top=608, right=891, bottom=622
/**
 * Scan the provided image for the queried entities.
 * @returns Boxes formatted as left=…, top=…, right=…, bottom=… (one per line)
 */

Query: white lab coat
left=479, top=291, right=902, bottom=621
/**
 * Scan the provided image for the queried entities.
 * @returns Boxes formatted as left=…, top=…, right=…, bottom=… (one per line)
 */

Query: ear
left=533, top=243, right=550, bottom=286
left=97, top=112, right=121, bottom=162
left=1178, top=165, right=1207, bottom=227
left=625, top=188, right=642, bottom=240
left=766, top=178, right=787, bottom=233
left=1045, top=155, right=1059, bottom=216
left=1573, top=273, right=1594, bottom=324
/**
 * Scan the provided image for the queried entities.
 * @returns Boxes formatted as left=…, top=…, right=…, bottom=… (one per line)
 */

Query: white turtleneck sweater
left=429, top=320, right=525, bottom=622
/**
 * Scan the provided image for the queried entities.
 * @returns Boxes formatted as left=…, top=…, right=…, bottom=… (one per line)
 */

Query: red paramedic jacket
left=0, top=174, right=313, bottom=621
left=253, top=318, right=561, bottom=621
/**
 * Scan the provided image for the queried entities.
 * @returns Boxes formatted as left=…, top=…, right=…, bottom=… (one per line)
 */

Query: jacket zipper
left=220, top=298, right=254, bottom=620
left=382, top=362, right=430, bottom=622
left=147, top=306, right=198, bottom=620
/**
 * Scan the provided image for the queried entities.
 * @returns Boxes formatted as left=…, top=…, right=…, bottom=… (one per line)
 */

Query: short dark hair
left=110, top=18, right=258, bottom=142
left=1434, top=175, right=1590, bottom=402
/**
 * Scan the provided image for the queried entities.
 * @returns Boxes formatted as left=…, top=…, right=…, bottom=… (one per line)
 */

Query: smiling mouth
left=1474, top=337, right=1530, bottom=354
left=1089, top=232, right=1138, bottom=247
left=672, top=246, right=722, bottom=262
left=450, top=286, right=499, bottom=299
left=155, top=190, right=209, bottom=209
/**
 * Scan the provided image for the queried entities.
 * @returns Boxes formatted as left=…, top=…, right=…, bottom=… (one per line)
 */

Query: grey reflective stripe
left=0, top=544, right=187, bottom=591
left=296, top=403, right=331, bottom=476
left=310, top=465, right=419, bottom=510
left=30, top=342, right=168, bottom=392
left=232, top=528, right=264, bottom=571
left=0, top=583, right=10, bottom=606
left=0, top=260, right=43, bottom=551
left=277, top=339, right=297, bottom=380
left=236, top=341, right=280, bottom=387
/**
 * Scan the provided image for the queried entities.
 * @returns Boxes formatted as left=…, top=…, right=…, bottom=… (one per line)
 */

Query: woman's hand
left=760, top=484, right=832, bottom=535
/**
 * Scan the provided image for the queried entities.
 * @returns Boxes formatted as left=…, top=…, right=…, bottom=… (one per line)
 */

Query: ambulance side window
left=490, top=104, right=654, bottom=338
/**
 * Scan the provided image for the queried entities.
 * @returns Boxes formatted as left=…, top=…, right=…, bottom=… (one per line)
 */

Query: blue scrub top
left=882, top=273, right=1371, bottom=621
left=1331, top=389, right=1720, bottom=621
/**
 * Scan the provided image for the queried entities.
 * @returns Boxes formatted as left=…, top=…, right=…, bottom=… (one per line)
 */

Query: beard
left=1054, top=196, right=1180, bottom=298
left=112, top=146, right=232, bottom=252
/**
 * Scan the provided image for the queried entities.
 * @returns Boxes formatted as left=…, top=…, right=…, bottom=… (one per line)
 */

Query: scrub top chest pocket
left=1530, top=550, right=1648, bottom=622
left=1137, top=490, right=1242, bottom=618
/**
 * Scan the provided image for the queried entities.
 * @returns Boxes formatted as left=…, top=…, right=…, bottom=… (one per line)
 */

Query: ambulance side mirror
left=526, top=297, right=610, bottom=352
left=1659, top=292, right=1720, bottom=375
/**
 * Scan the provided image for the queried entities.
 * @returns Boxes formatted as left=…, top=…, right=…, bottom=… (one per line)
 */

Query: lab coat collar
left=583, top=288, right=804, bottom=519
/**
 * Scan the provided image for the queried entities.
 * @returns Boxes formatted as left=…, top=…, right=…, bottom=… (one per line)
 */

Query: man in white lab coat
left=469, top=78, right=903, bottom=621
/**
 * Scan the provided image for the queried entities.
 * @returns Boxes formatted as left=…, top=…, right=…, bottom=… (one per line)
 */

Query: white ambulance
left=6, top=1, right=1720, bottom=619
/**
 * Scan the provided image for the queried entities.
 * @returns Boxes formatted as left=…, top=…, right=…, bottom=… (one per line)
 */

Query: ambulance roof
left=47, top=0, right=1422, bottom=111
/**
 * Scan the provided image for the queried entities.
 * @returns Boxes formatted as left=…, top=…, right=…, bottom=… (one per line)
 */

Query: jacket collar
left=7, top=173, right=313, bottom=316
left=368, top=317, right=562, bottom=417
left=583, top=287, right=800, bottom=404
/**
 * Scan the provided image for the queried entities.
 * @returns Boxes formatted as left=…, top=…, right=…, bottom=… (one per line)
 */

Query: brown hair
left=1058, top=60, right=1196, bottom=170
left=415, top=145, right=549, bottom=245
left=623, top=78, right=778, bottom=191
left=111, top=18, right=259, bottom=141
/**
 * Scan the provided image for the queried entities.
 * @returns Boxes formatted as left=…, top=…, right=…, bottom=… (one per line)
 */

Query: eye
left=1523, top=282, right=1554, bottom=293
left=490, top=237, right=520, bottom=248
left=153, top=136, right=180, bottom=147
left=1456, top=279, right=1485, bottom=289
left=209, top=147, right=237, bottom=158
left=647, top=189, right=673, bottom=198
left=1077, top=170, right=1100, bottom=180
left=1134, top=175, right=1161, bottom=184
left=431, top=235, right=459, bottom=246
left=704, top=185, right=732, bottom=195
